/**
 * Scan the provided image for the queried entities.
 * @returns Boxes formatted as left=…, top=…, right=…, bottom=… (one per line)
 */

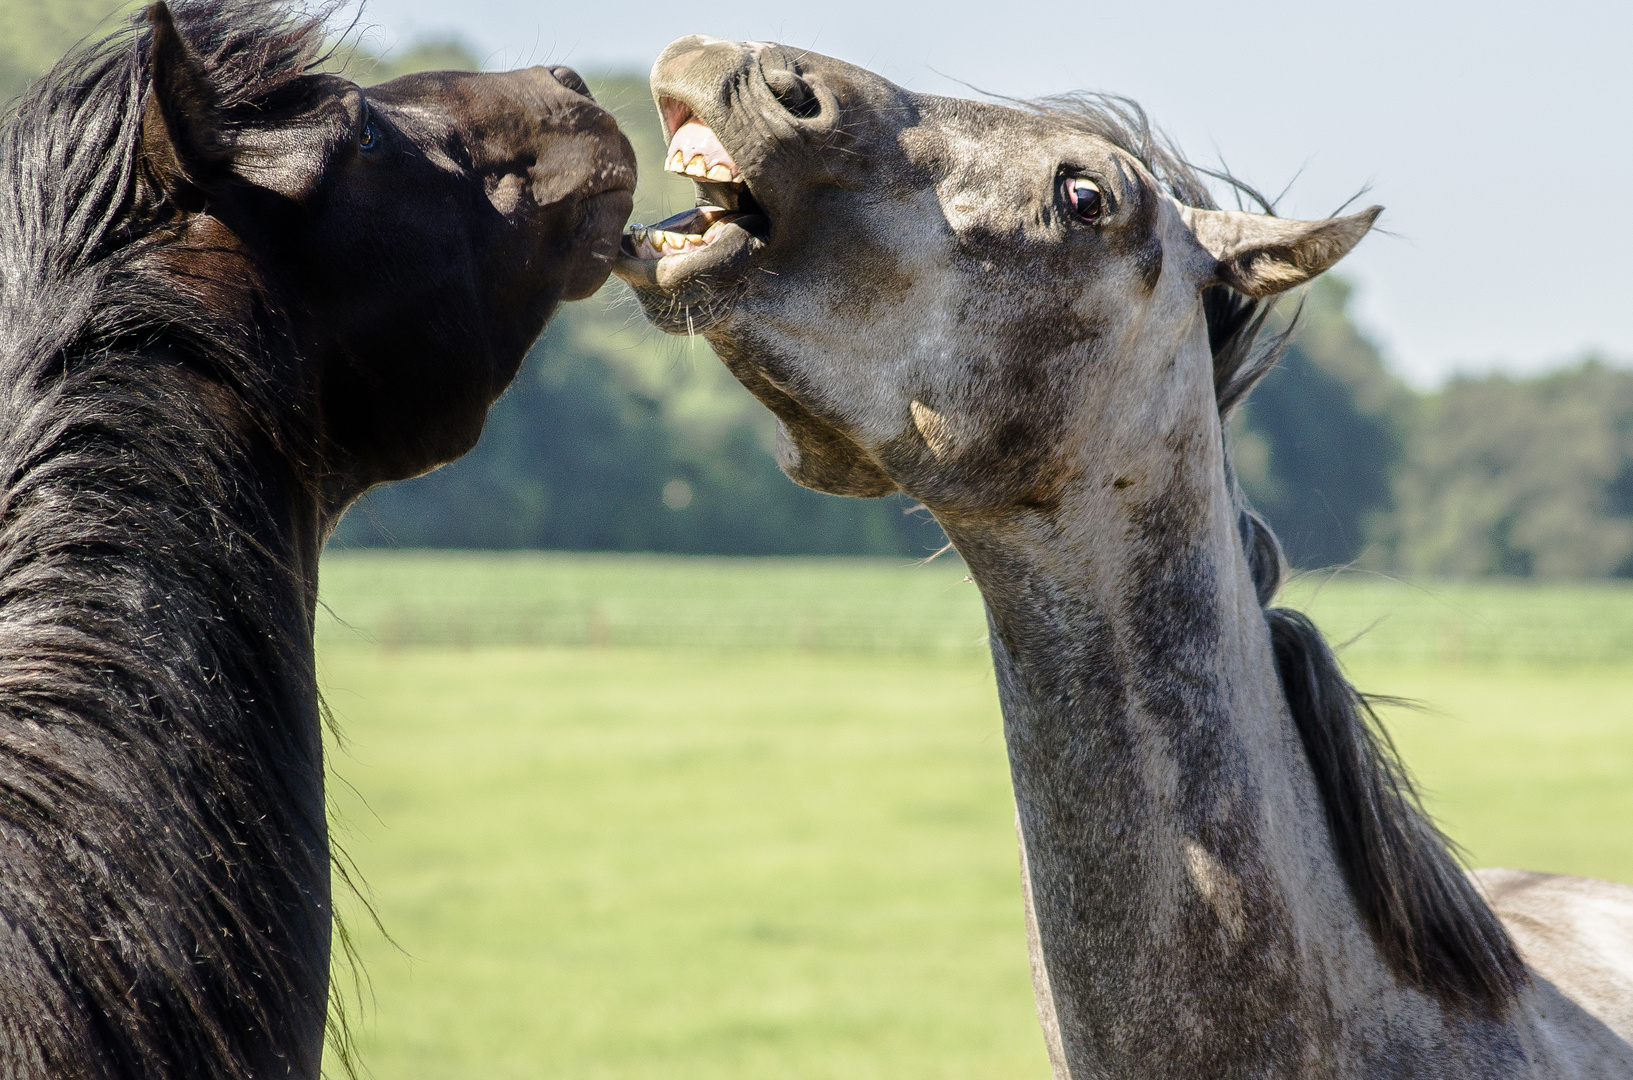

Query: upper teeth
left=667, top=150, right=739, bottom=182
left=664, top=119, right=744, bottom=183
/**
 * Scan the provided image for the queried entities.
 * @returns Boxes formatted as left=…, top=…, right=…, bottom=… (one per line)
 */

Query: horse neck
left=943, top=397, right=1414, bottom=1077
left=0, top=342, right=331, bottom=1076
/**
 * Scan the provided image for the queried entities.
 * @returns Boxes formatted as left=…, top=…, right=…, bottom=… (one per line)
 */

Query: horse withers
left=615, top=36, right=1633, bottom=1080
left=0, top=1, right=632, bottom=1076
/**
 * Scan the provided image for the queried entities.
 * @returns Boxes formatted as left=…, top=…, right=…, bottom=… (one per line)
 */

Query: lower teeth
left=626, top=229, right=710, bottom=259
left=625, top=210, right=737, bottom=259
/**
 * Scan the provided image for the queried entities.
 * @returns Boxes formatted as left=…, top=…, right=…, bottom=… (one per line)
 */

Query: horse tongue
left=666, top=120, right=742, bottom=182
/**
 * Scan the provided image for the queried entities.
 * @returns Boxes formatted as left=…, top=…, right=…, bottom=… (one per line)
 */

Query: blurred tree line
left=9, top=9, right=1633, bottom=574
left=1235, top=285, right=1633, bottom=578
left=1233, top=277, right=1633, bottom=578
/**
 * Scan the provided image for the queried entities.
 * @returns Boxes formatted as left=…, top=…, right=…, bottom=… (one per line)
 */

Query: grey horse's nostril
left=549, top=65, right=593, bottom=100
left=764, top=68, right=819, bottom=118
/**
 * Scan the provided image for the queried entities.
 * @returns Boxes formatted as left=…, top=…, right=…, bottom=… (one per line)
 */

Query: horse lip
left=583, top=167, right=637, bottom=201
left=659, top=97, right=693, bottom=142
left=613, top=80, right=774, bottom=298
left=613, top=217, right=762, bottom=288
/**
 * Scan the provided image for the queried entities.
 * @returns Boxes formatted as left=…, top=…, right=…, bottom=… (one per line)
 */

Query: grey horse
left=614, top=36, right=1633, bottom=1080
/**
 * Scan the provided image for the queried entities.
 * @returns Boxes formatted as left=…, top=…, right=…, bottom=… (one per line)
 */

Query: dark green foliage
left=1230, top=280, right=1633, bottom=580
left=1233, top=277, right=1408, bottom=569
left=1375, top=361, right=1633, bottom=579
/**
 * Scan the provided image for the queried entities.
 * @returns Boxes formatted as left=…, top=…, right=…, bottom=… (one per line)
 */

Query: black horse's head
left=0, top=5, right=635, bottom=1073
left=135, top=0, right=636, bottom=507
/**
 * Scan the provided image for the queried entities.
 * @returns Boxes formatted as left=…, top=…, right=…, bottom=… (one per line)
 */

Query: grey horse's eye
left=1066, top=177, right=1103, bottom=222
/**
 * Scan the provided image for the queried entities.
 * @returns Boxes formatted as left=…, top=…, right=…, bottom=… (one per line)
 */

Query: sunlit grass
left=317, top=551, right=1633, bottom=664
left=322, top=648, right=1043, bottom=1080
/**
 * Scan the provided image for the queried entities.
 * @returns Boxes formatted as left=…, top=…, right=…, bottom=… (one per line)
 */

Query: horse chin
left=560, top=188, right=637, bottom=301
left=612, top=219, right=765, bottom=333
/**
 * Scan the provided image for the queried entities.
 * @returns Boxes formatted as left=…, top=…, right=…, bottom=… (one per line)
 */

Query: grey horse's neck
left=945, top=429, right=1503, bottom=1078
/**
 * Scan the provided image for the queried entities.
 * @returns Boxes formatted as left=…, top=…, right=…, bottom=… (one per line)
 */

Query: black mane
left=0, top=3, right=345, bottom=1076
left=1031, top=94, right=1528, bottom=1016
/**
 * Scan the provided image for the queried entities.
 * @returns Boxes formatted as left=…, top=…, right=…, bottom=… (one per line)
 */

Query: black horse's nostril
left=764, top=68, right=819, bottom=118
left=549, top=65, right=593, bottom=100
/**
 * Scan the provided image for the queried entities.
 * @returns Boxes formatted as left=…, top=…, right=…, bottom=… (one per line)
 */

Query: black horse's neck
left=0, top=337, right=331, bottom=1078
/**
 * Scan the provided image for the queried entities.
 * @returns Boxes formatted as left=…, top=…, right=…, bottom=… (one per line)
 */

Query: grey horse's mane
left=1027, top=94, right=1529, bottom=1017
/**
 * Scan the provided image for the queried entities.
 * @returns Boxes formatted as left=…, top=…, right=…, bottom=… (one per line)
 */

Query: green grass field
left=316, top=553, right=1633, bottom=1078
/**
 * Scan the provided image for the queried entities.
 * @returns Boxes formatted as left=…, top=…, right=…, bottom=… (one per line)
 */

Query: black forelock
left=0, top=0, right=332, bottom=434
left=1, top=0, right=331, bottom=288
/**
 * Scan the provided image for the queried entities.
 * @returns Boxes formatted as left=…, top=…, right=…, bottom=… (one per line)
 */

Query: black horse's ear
left=141, top=2, right=230, bottom=209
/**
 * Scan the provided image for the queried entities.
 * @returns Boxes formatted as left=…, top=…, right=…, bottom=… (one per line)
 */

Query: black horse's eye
left=359, top=119, right=380, bottom=152
left=1065, top=177, right=1103, bottom=222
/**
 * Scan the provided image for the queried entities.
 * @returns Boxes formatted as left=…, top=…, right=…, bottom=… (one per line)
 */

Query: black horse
left=0, top=1, right=633, bottom=1075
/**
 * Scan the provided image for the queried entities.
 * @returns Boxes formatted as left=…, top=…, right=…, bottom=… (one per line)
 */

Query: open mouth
left=619, top=98, right=768, bottom=264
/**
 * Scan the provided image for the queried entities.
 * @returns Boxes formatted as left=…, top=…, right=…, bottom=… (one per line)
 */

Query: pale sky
left=346, top=0, right=1632, bottom=388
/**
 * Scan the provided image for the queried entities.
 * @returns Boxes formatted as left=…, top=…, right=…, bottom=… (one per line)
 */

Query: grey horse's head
left=614, top=37, right=1377, bottom=524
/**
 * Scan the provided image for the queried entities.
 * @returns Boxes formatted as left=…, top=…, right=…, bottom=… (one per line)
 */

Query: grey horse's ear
left=1187, top=206, right=1381, bottom=298
left=141, top=2, right=230, bottom=209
